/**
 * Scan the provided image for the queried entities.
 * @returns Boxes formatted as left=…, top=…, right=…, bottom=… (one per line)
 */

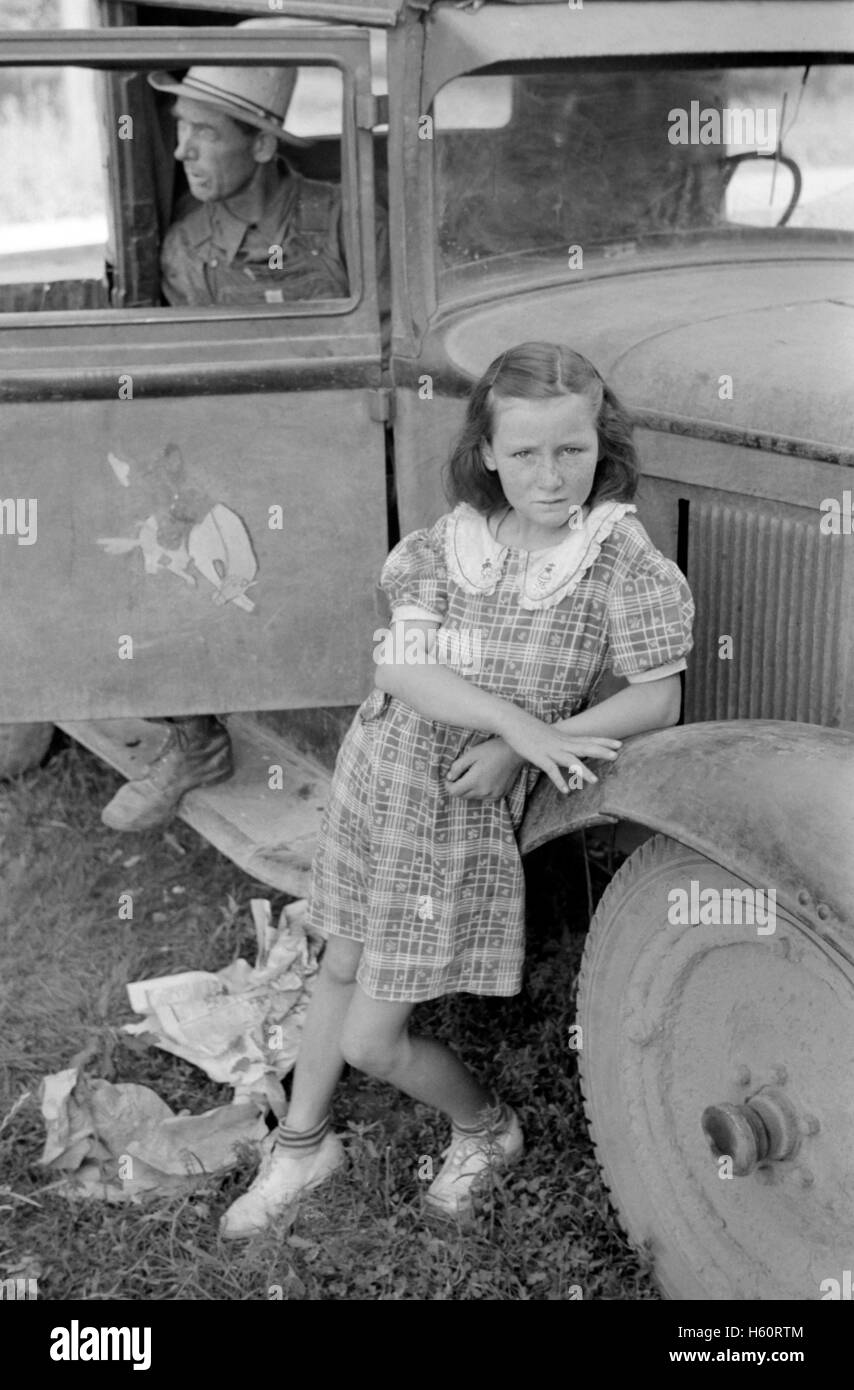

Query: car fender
left=520, top=720, right=854, bottom=945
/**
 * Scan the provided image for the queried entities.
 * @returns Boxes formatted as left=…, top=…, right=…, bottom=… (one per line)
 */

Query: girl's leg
left=339, top=986, right=494, bottom=1125
left=340, top=988, right=523, bottom=1218
left=219, top=934, right=362, bottom=1239
left=285, top=933, right=363, bottom=1131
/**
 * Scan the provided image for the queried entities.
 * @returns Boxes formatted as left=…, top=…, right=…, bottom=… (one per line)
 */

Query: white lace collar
left=446, top=500, right=637, bottom=610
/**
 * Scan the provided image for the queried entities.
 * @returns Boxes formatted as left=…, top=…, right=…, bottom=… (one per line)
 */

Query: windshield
left=434, top=63, right=854, bottom=287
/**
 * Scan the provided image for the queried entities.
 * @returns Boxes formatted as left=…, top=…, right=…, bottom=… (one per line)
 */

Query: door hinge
left=368, top=386, right=394, bottom=423
left=356, top=92, right=388, bottom=130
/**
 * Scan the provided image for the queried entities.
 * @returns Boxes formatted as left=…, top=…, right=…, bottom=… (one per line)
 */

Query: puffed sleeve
left=379, top=515, right=449, bottom=622
left=607, top=546, right=694, bottom=682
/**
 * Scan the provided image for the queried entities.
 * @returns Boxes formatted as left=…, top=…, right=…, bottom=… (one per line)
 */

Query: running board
left=57, top=714, right=331, bottom=897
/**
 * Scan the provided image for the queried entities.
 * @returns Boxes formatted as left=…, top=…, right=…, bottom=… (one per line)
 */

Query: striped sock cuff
left=452, top=1100, right=511, bottom=1137
left=276, top=1115, right=330, bottom=1151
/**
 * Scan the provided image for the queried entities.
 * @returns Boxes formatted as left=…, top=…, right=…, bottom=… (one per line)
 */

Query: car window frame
left=0, top=25, right=377, bottom=331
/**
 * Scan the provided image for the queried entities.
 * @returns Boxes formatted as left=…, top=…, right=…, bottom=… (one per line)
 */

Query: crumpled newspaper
left=37, top=899, right=322, bottom=1201
left=37, top=1069, right=266, bottom=1202
left=123, top=899, right=321, bottom=1108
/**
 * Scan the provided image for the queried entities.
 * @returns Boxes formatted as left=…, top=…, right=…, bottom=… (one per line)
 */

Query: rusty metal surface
left=630, top=409, right=854, bottom=469
left=0, top=358, right=382, bottom=402
left=422, top=1, right=854, bottom=106
left=97, top=0, right=828, bottom=19
left=438, top=260, right=854, bottom=457
left=520, top=720, right=854, bottom=945
left=0, top=391, right=387, bottom=723
left=101, top=0, right=406, bottom=23
left=0, top=28, right=370, bottom=64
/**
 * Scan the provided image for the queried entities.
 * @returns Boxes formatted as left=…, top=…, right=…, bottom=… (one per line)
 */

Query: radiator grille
left=684, top=500, right=842, bottom=725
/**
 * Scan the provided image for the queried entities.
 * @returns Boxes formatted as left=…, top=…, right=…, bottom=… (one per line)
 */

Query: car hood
left=440, top=254, right=854, bottom=449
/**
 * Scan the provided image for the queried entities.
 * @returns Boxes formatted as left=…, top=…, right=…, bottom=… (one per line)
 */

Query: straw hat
left=148, top=19, right=310, bottom=146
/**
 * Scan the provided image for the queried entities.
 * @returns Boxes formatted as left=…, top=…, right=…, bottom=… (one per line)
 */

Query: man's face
left=173, top=97, right=260, bottom=202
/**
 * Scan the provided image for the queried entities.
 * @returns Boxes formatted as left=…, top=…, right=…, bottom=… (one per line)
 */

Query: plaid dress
left=306, top=501, right=694, bottom=1002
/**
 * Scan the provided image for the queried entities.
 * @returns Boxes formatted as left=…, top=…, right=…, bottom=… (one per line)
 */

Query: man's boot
left=101, top=715, right=234, bottom=831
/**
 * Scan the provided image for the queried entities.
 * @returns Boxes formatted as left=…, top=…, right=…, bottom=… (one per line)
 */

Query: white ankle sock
left=452, top=1101, right=511, bottom=1137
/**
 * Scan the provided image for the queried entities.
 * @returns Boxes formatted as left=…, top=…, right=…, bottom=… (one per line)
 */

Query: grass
left=0, top=736, right=658, bottom=1301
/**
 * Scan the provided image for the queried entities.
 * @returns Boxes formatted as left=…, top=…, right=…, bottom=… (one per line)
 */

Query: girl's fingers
left=562, top=742, right=619, bottom=761
left=541, top=758, right=568, bottom=794
left=447, top=767, right=479, bottom=795
left=447, top=750, right=476, bottom=781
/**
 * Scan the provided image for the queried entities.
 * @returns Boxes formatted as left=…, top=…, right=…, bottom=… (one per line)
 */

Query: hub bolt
left=701, top=1087, right=800, bottom=1177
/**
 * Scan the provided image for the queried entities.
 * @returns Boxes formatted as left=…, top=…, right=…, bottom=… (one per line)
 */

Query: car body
left=1, top=0, right=852, bottom=1299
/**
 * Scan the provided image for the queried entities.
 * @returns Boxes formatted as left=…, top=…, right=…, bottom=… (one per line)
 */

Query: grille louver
left=684, top=500, right=842, bottom=725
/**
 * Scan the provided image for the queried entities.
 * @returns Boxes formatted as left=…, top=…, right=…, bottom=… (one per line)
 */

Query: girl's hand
left=446, top=738, right=526, bottom=801
left=498, top=708, right=622, bottom=794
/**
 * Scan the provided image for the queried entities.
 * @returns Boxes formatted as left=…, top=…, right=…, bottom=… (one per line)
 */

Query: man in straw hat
left=147, top=56, right=350, bottom=306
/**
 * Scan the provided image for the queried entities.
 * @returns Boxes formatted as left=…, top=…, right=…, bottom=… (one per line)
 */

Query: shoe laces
left=440, top=1131, right=497, bottom=1174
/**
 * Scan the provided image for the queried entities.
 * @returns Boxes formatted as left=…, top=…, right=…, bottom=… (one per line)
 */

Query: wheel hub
left=701, top=1086, right=801, bottom=1176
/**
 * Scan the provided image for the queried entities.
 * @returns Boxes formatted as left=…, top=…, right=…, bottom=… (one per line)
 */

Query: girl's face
left=482, top=392, right=599, bottom=542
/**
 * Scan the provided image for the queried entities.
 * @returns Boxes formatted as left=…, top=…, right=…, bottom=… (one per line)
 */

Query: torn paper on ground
left=37, top=900, right=319, bottom=1201
left=123, top=898, right=320, bottom=1111
left=37, top=1067, right=267, bottom=1202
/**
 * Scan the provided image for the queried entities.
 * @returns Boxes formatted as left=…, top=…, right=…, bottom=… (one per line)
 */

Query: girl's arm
left=447, top=674, right=681, bottom=799
left=556, top=675, right=682, bottom=738
left=374, top=620, right=621, bottom=793
left=374, top=621, right=520, bottom=733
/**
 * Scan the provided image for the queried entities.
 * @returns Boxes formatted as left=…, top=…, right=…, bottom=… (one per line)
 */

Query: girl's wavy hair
left=445, top=342, right=639, bottom=513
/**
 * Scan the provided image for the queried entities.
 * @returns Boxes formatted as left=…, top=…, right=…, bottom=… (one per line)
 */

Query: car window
left=0, top=62, right=111, bottom=310
left=286, top=65, right=343, bottom=139
left=434, top=74, right=512, bottom=130
left=0, top=58, right=356, bottom=314
left=434, top=63, right=854, bottom=284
